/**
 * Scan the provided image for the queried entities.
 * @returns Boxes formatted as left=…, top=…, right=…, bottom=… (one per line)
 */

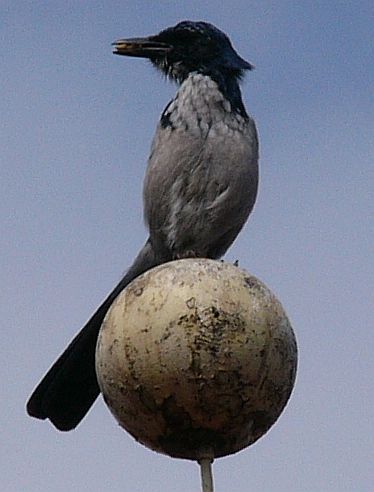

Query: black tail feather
left=27, top=239, right=158, bottom=430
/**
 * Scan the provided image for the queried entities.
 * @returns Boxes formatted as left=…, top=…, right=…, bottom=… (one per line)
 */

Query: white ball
left=96, top=259, right=297, bottom=460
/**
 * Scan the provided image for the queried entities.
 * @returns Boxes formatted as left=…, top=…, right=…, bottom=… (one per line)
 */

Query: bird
left=27, top=21, right=259, bottom=431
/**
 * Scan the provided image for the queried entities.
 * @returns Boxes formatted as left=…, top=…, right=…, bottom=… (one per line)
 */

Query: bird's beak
left=112, top=37, right=172, bottom=59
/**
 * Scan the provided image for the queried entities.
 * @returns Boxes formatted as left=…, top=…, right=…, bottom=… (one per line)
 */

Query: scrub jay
left=27, top=21, right=259, bottom=430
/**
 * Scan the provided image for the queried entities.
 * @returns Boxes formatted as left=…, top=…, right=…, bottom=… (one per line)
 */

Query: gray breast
left=143, top=73, right=259, bottom=260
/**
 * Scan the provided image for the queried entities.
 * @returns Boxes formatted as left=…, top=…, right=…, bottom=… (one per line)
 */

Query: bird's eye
left=174, top=29, right=201, bottom=44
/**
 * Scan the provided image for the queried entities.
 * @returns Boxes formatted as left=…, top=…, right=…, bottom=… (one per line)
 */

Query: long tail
left=27, top=239, right=159, bottom=431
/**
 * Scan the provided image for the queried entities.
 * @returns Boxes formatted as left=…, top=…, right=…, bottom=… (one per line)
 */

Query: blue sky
left=1, top=1, right=373, bottom=491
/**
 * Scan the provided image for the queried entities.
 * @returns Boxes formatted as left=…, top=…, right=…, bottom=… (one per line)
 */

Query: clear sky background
left=1, top=1, right=373, bottom=491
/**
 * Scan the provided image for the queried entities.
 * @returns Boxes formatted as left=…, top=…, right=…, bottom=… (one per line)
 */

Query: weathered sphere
left=96, top=259, right=297, bottom=460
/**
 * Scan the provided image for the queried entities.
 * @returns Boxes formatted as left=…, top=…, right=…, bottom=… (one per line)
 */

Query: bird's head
left=113, top=21, right=253, bottom=83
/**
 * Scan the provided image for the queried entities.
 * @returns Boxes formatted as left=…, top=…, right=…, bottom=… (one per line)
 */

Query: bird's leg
left=174, top=250, right=200, bottom=260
